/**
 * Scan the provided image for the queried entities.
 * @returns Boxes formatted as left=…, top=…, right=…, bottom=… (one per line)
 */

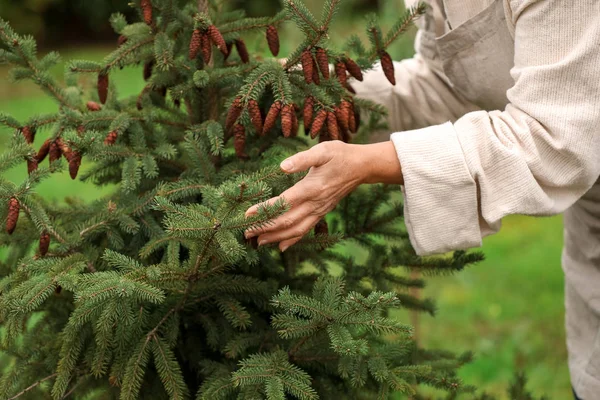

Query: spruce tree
left=0, top=0, right=484, bottom=398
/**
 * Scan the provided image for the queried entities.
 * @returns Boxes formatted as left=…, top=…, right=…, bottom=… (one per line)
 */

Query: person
left=244, top=0, right=600, bottom=398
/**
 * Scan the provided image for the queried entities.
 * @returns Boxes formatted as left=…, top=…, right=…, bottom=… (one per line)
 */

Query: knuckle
left=282, top=218, right=295, bottom=229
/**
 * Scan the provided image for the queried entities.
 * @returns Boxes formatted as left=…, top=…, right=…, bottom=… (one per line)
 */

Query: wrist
left=357, top=142, right=403, bottom=185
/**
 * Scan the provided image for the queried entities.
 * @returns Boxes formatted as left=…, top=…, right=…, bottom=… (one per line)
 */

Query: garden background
left=0, top=0, right=568, bottom=398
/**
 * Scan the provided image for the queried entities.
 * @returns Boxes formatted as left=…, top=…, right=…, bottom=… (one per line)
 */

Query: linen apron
left=413, top=0, right=600, bottom=397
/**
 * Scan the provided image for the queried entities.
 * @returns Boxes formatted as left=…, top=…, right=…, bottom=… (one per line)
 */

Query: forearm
left=355, top=142, right=404, bottom=186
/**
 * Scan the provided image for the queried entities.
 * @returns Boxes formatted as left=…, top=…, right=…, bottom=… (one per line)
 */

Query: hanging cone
left=39, top=231, right=50, bottom=256
left=380, top=51, right=396, bottom=85
left=303, top=97, right=315, bottom=135
left=310, top=110, right=328, bottom=139
left=49, top=141, right=62, bottom=163
left=143, top=60, right=154, bottom=81
left=37, top=139, right=51, bottom=163
left=67, top=151, right=82, bottom=180
left=98, top=73, right=109, bottom=104
left=291, top=111, right=299, bottom=137
left=117, top=35, right=127, bottom=46
left=335, top=105, right=350, bottom=133
left=353, top=104, right=361, bottom=132
left=262, top=101, right=282, bottom=135
left=201, top=32, right=212, bottom=64
left=104, top=131, right=118, bottom=145
left=21, top=126, right=35, bottom=144
left=266, top=25, right=280, bottom=56
left=225, top=97, right=243, bottom=132
left=348, top=107, right=357, bottom=133
left=6, top=197, right=19, bottom=235
left=311, top=57, right=321, bottom=85
left=27, top=157, right=38, bottom=175
left=327, top=112, right=341, bottom=141
left=281, top=104, right=294, bottom=138
left=86, top=101, right=102, bottom=112
left=339, top=101, right=352, bottom=132
left=234, top=124, right=249, bottom=160
left=301, top=50, right=314, bottom=84
left=207, top=25, right=228, bottom=55
left=344, top=58, right=364, bottom=81
left=247, top=99, right=263, bottom=134
left=141, top=0, right=153, bottom=26
left=224, top=42, right=233, bottom=60
left=335, top=61, right=348, bottom=87
left=189, top=29, right=202, bottom=60
left=235, top=39, right=250, bottom=64
left=315, top=48, right=330, bottom=79
left=345, top=83, right=356, bottom=94
left=314, top=219, right=328, bottom=235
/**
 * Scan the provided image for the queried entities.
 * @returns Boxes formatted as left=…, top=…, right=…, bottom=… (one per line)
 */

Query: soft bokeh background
left=0, top=0, right=568, bottom=398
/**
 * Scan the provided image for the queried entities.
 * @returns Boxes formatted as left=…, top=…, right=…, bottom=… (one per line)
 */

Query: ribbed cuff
left=391, top=122, right=482, bottom=256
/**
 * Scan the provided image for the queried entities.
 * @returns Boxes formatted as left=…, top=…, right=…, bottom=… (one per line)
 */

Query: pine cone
left=224, top=42, right=233, bottom=61
left=310, top=110, right=328, bottom=139
left=49, top=141, right=62, bottom=163
left=380, top=51, right=396, bottom=85
left=315, top=48, right=330, bottom=79
left=327, top=112, right=341, bottom=141
left=21, top=126, right=35, bottom=144
left=143, top=60, right=154, bottom=81
left=86, top=101, right=102, bottom=112
left=27, top=157, right=38, bottom=175
left=98, top=73, right=109, bottom=104
left=37, top=139, right=51, bottom=163
left=292, top=110, right=299, bottom=138
left=189, top=29, right=202, bottom=60
left=353, top=105, right=361, bottom=132
left=266, top=25, right=280, bottom=57
left=314, top=219, right=328, bottom=235
left=39, top=232, right=50, bottom=256
left=117, top=35, right=127, bottom=46
left=6, top=197, right=19, bottom=235
left=104, top=131, right=118, bottom=146
left=311, top=57, right=321, bottom=85
left=335, top=61, right=348, bottom=86
left=344, top=58, right=363, bottom=81
left=281, top=104, right=294, bottom=138
left=234, top=124, right=249, bottom=160
left=235, top=39, right=250, bottom=64
left=301, top=50, right=314, bottom=85
left=245, top=236, right=259, bottom=250
left=348, top=108, right=357, bottom=134
left=247, top=99, right=263, bottom=134
left=338, top=101, right=352, bottom=132
left=262, top=101, right=282, bottom=136
left=345, top=83, right=356, bottom=94
left=334, top=106, right=349, bottom=134
left=141, top=0, right=153, bottom=26
left=55, top=286, right=62, bottom=295
left=225, top=97, right=243, bottom=132
left=303, top=97, right=315, bottom=135
left=67, top=151, right=82, bottom=180
left=201, top=32, right=212, bottom=64
left=207, top=25, right=227, bottom=55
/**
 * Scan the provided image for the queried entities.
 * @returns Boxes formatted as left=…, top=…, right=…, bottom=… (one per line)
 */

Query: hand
left=244, top=141, right=403, bottom=252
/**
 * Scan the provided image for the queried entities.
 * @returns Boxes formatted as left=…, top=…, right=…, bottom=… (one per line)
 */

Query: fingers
left=279, top=237, right=303, bottom=252
left=280, top=143, right=331, bottom=174
left=246, top=202, right=312, bottom=238
left=257, top=214, right=321, bottom=246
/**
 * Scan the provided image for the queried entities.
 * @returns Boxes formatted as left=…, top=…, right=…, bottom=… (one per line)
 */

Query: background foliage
left=0, top=0, right=568, bottom=398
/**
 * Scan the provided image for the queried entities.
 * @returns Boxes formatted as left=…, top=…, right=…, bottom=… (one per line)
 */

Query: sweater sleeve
left=392, top=0, right=600, bottom=255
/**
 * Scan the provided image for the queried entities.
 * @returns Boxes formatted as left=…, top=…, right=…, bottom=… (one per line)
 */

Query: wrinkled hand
left=245, top=141, right=368, bottom=252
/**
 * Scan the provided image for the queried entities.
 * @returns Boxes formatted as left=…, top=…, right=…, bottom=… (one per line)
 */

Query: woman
left=245, top=1, right=600, bottom=398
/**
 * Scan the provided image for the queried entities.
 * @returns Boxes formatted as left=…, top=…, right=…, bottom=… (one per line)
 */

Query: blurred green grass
left=0, top=5, right=569, bottom=398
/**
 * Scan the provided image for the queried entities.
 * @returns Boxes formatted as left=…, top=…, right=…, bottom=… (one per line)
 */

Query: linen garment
left=354, top=0, right=600, bottom=398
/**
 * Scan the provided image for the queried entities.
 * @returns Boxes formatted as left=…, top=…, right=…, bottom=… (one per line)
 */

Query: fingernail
left=280, top=158, right=294, bottom=172
left=281, top=244, right=290, bottom=253
left=259, top=240, right=267, bottom=246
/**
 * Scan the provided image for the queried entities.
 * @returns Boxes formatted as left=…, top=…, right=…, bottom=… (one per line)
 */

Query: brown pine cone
left=234, top=124, right=249, bottom=160
left=21, top=126, right=35, bottom=144
left=281, top=104, right=294, bottom=138
left=27, top=157, right=38, bottom=175
left=189, top=29, right=202, bottom=60
left=245, top=236, right=259, bottom=250
left=143, top=60, right=154, bottom=81
left=49, top=141, right=62, bottom=163
left=335, top=61, right=348, bottom=86
left=104, top=131, right=119, bottom=146
left=314, top=219, right=329, bottom=235
left=291, top=110, right=299, bottom=137
left=353, top=105, right=361, bottom=132
left=315, top=48, right=330, bottom=79
left=98, top=73, right=109, bottom=104
left=339, top=101, right=352, bottom=131
left=37, top=139, right=51, bottom=163
left=117, top=35, right=128, bottom=47
left=335, top=106, right=350, bottom=134
left=86, top=101, right=102, bottom=112
left=201, top=32, right=212, bottom=64
left=141, top=0, right=153, bottom=26
left=247, top=99, right=263, bottom=134
left=345, top=83, right=356, bottom=94
left=344, top=58, right=364, bottom=81
left=67, top=151, right=82, bottom=180
left=225, top=97, right=243, bottom=132
left=380, top=51, right=396, bottom=86
left=39, top=232, right=50, bottom=256
left=6, top=197, right=19, bottom=235
left=310, top=109, right=328, bottom=139
left=327, top=112, right=341, bottom=141
left=266, top=25, right=280, bottom=57
left=301, top=50, right=314, bottom=85
left=262, top=101, right=282, bottom=136
left=311, top=57, right=321, bottom=85
left=235, top=39, right=250, bottom=64
left=207, top=25, right=228, bottom=55
left=303, top=97, right=315, bottom=134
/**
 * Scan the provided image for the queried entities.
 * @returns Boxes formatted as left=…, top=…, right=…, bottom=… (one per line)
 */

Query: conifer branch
left=19, top=202, right=67, bottom=244
left=285, top=0, right=320, bottom=34
left=7, top=373, right=58, bottom=400
left=104, top=37, right=154, bottom=71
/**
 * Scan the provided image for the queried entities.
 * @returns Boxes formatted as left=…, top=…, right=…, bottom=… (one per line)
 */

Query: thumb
left=280, top=146, right=329, bottom=174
